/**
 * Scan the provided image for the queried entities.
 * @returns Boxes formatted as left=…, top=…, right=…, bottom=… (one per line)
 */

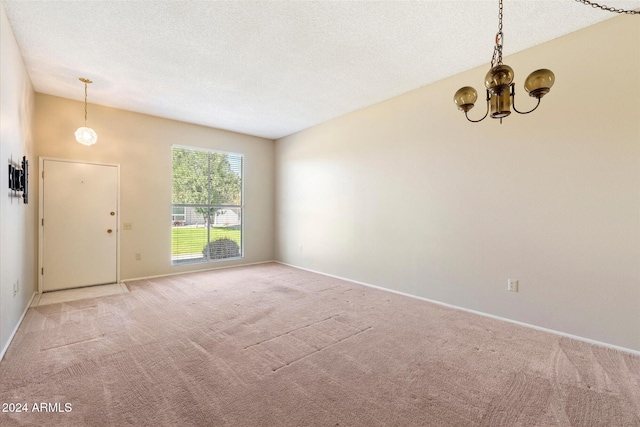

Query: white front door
left=41, top=159, right=118, bottom=291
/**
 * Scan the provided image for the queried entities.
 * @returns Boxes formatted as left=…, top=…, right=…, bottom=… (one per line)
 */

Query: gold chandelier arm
left=511, top=85, right=542, bottom=115
left=464, top=96, right=490, bottom=123
left=512, top=97, right=541, bottom=115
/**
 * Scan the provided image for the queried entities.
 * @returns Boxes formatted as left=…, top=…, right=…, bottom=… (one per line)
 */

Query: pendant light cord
left=84, top=82, right=88, bottom=127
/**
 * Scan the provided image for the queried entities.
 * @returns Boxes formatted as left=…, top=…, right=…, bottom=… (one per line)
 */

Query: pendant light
left=453, top=0, right=555, bottom=123
left=75, top=78, right=97, bottom=146
left=453, top=0, right=639, bottom=124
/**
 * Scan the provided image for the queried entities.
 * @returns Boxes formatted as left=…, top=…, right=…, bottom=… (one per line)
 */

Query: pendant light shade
left=454, top=86, right=478, bottom=112
left=524, top=69, right=555, bottom=98
left=75, top=126, right=97, bottom=146
left=484, top=65, right=514, bottom=93
left=76, top=78, right=97, bottom=146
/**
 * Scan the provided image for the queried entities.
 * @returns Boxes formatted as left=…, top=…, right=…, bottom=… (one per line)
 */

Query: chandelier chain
left=574, top=0, right=640, bottom=14
left=491, top=0, right=504, bottom=68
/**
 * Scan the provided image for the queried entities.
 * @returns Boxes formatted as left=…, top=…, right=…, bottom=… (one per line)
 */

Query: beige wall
left=1, top=4, right=36, bottom=358
left=275, top=16, right=640, bottom=351
left=35, top=95, right=275, bottom=280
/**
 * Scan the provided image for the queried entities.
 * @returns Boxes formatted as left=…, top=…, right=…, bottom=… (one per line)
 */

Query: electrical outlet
left=13, top=281, right=18, bottom=296
left=135, top=253, right=142, bottom=261
left=508, top=279, right=519, bottom=292
left=123, top=222, right=133, bottom=230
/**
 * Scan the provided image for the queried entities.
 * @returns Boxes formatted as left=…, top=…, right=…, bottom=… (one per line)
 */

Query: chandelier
left=75, top=78, right=97, bottom=146
left=453, top=0, right=555, bottom=123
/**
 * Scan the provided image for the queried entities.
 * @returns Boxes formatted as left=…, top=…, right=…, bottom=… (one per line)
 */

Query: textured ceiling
left=3, top=0, right=639, bottom=139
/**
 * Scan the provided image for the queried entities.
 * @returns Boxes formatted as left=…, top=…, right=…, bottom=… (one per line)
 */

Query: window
left=171, top=146, right=243, bottom=265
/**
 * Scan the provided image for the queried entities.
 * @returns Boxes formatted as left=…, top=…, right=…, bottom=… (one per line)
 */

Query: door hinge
left=41, top=218, right=44, bottom=226
left=41, top=267, right=44, bottom=275
left=42, top=171, right=44, bottom=179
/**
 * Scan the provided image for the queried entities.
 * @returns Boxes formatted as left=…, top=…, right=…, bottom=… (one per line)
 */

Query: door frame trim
left=38, top=157, right=121, bottom=293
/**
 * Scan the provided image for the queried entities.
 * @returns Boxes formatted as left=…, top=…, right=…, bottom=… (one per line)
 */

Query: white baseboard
left=122, top=260, right=276, bottom=283
left=0, top=291, right=37, bottom=362
left=276, top=261, right=640, bottom=357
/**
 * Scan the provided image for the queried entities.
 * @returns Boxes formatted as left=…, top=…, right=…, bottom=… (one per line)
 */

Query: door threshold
left=31, top=283, right=129, bottom=307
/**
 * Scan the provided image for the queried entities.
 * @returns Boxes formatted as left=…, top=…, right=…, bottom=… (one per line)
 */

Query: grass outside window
left=171, top=227, right=241, bottom=256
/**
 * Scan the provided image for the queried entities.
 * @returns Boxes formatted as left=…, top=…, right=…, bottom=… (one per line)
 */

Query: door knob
left=107, top=229, right=113, bottom=233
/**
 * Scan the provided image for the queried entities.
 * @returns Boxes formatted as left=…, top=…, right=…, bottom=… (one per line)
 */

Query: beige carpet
left=1, top=263, right=638, bottom=426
